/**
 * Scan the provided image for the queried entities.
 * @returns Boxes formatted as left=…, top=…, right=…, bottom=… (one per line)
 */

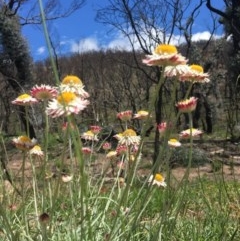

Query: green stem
left=187, top=112, right=193, bottom=170
left=108, top=67, right=166, bottom=240
left=20, top=151, right=29, bottom=234
left=38, top=0, right=60, bottom=85
left=21, top=151, right=27, bottom=198
left=42, top=100, right=49, bottom=209
left=69, top=117, right=87, bottom=239
left=30, top=156, right=40, bottom=230
left=184, top=82, right=194, bottom=99
left=25, top=106, right=30, bottom=137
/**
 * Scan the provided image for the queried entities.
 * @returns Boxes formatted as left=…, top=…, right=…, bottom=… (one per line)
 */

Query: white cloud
left=36, top=46, right=46, bottom=55
left=70, top=37, right=99, bottom=53
left=57, top=30, right=223, bottom=56
left=107, top=34, right=133, bottom=51
left=172, top=31, right=222, bottom=45
left=105, top=30, right=222, bottom=51
left=192, top=31, right=212, bottom=41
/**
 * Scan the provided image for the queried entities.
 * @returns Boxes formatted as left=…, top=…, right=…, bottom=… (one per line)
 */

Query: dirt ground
left=3, top=138, right=240, bottom=184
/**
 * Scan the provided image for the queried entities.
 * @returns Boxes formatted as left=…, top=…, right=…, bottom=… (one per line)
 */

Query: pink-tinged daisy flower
left=164, top=64, right=190, bottom=77
left=117, top=110, right=132, bottom=121
left=46, top=92, right=89, bottom=118
left=168, top=139, right=181, bottom=147
left=142, top=44, right=187, bottom=67
left=30, top=84, right=58, bottom=101
left=179, top=64, right=210, bottom=83
left=60, top=75, right=90, bottom=98
left=29, top=145, right=44, bottom=156
left=81, top=130, right=99, bottom=141
left=102, top=142, right=111, bottom=151
left=133, top=110, right=149, bottom=120
left=176, top=97, right=197, bottom=113
left=12, top=135, right=37, bottom=151
left=82, top=147, right=92, bottom=155
left=106, top=150, right=118, bottom=159
left=157, top=122, right=168, bottom=135
left=116, top=144, right=128, bottom=155
left=148, top=173, right=167, bottom=187
left=179, top=128, right=203, bottom=139
left=90, top=125, right=102, bottom=135
left=12, top=94, right=38, bottom=106
left=118, top=129, right=141, bottom=146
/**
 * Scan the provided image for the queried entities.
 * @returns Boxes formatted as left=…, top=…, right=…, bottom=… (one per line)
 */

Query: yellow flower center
left=138, top=110, right=148, bottom=115
left=62, top=75, right=83, bottom=85
left=32, top=145, right=41, bottom=151
left=155, top=44, right=177, bottom=55
left=18, top=94, right=31, bottom=100
left=19, top=136, right=31, bottom=143
left=122, top=129, right=137, bottom=137
left=57, top=92, right=76, bottom=105
left=155, top=173, right=164, bottom=182
left=169, top=138, right=178, bottom=143
left=190, top=65, right=203, bottom=73
left=85, top=130, right=94, bottom=136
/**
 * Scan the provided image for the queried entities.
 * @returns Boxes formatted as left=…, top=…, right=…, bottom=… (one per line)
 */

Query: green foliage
left=1, top=1, right=240, bottom=240
left=0, top=8, right=33, bottom=89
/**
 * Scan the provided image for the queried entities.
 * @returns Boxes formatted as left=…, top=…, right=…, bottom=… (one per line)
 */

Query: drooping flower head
left=148, top=173, right=167, bottom=187
left=164, top=64, right=190, bottom=77
left=133, top=110, right=149, bottom=120
left=81, top=130, right=99, bottom=141
left=168, top=138, right=181, bottom=147
left=12, top=135, right=37, bottom=151
left=61, top=174, right=73, bottom=183
left=157, top=122, right=170, bottom=136
left=90, top=125, right=102, bottom=135
left=102, top=142, right=111, bottom=151
left=142, top=44, right=187, bottom=67
left=30, top=84, right=58, bottom=101
left=46, top=92, right=89, bottom=118
left=29, top=145, right=44, bottom=157
left=118, top=129, right=141, bottom=146
left=179, top=64, right=210, bottom=83
left=60, top=75, right=90, bottom=98
left=176, top=97, right=198, bottom=113
left=117, top=110, right=132, bottom=121
left=180, top=128, right=203, bottom=139
left=116, top=144, right=128, bottom=155
left=82, top=147, right=93, bottom=155
left=12, top=94, right=38, bottom=106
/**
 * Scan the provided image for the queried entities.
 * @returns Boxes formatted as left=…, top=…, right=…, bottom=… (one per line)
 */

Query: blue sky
left=21, top=0, right=225, bottom=61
